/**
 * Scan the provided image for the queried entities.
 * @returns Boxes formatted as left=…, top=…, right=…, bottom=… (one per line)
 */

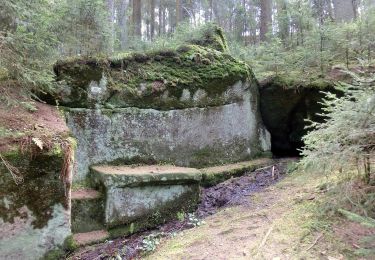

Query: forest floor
left=0, top=84, right=69, bottom=152
left=70, top=159, right=375, bottom=260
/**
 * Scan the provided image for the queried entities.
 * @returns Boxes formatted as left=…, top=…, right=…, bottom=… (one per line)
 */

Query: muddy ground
left=68, top=160, right=290, bottom=260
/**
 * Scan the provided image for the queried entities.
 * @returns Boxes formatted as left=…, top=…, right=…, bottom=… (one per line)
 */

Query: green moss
left=54, top=39, right=251, bottom=109
left=266, top=74, right=334, bottom=90
left=189, top=142, right=255, bottom=168
left=187, top=24, right=228, bottom=52
left=71, top=193, right=105, bottom=233
left=43, top=249, right=64, bottom=260
left=63, top=235, right=78, bottom=251
left=0, top=149, right=67, bottom=228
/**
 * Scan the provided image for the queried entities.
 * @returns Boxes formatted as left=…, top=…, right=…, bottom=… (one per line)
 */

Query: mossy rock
left=0, top=150, right=67, bottom=228
left=53, top=26, right=255, bottom=109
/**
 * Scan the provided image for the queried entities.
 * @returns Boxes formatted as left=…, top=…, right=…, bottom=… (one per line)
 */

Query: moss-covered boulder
left=0, top=140, right=75, bottom=259
left=55, top=26, right=270, bottom=181
left=53, top=33, right=253, bottom=109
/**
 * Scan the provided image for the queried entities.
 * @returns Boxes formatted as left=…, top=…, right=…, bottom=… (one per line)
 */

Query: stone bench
left=90, top=165, right=202, bottom=237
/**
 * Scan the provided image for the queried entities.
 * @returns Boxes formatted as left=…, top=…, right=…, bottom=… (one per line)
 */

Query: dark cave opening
left=259, top=83, right=338, bottom=157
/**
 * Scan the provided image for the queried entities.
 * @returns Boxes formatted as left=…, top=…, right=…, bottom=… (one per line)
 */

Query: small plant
left=176, top=211, right=185, bottom=222
left=187, top=213, right=205, bottom=227
left=139, top=233, right=165, bottom=253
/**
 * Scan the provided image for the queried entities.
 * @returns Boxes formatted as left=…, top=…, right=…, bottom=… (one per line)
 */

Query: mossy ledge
left=53, top=26, right=256, bottom=110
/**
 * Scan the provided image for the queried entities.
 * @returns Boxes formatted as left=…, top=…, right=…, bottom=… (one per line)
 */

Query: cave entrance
left=259, top=82, right=335, bottom=157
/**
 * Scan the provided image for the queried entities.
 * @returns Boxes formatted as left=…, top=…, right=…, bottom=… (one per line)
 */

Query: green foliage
left=338, top=209, right=375, bottom=228
left=300, top=71, right=375, bottom=182
left=228, top=3, right=375, bottom=83
left=176, top=211, right=185, bottom=222
left=0, top=0, right=59, bottom=93
left=126, top=23, right=228, bottom=53
left=55, top=0, right=111, bottom=56
left=0, top=0, right=111, bottom=95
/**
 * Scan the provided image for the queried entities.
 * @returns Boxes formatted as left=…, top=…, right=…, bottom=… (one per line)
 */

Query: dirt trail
left=147, top=169, right=375, bottom=259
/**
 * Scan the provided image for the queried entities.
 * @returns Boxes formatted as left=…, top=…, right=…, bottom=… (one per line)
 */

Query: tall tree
left=176, top=0, right=181, bottom=23
left=118, top=0, right=130, bottom=49
left=332, top=0, right=356, bottom=22
left=260, top=0, right=272, bottom=41
left=107, top=0, right=115, bottom=52
left=276, top=0, right=289, bottom=43
left=132, top=0, right=142, bottom=37
left=176, top=0, right=190, bottom=25
left=150, top=0, right=155, bottom=40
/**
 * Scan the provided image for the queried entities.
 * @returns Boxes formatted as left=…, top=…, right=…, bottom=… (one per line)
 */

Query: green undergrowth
left=260, top=73, right=336, bottom=89
left=278, top=169, right=375, bottom=258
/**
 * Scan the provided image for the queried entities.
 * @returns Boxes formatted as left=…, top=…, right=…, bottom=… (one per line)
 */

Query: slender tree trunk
left=364, top=155, right=371, bottom=184
left=176, top=0, right=181, bottom=25
left=119, top=0, right=130, bottom=50
left=209, top=0, right=213, bottom=21
left=158, top=0, right=163, bottom=35
left=150, top=0, right=155, bottom=40
left=326, top=0, right=334, bottom=21
left=260, top=0, right=272, bottom=42
left=162, top=3, right=166, bottom=34
left=132, top=0, right=142, bottom=37
left=277, top=0, right=289, bottom=44
left=107, top=0, right=115, bottom=53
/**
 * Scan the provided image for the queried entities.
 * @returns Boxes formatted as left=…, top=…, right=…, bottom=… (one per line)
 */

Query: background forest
left=2, top=0, right=375, bottom=94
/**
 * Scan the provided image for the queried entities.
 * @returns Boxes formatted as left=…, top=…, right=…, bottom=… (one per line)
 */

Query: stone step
left=200, top=157, right=274, bottom=187
left=73, top=230, right=110, bottom=247
left=71, top=189, right=105, bottom=233
left=89, top=165, right=202, bottom=234
left=91, top=165, right=202, bottom=187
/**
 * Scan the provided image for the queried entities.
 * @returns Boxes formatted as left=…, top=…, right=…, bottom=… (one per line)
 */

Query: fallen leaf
left=32, top=137, right=43, bottom=150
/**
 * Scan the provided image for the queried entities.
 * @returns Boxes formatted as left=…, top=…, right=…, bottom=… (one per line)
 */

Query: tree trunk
left=332, top=0, right=355, bottom=22
left=118, top=0, right=130, bottom=50
left=176, top=0, right=181, bottom=25
left=132, top=0, right=142, bottom=37
left=107, top=0, right=115, bottom=53
left=177, top=0, right=190, bottom=24
left=277, top=0, right=289, bottom=43
left=150, top=0, right=155, bottom=40
left=260, top=0, right=272, bottom=42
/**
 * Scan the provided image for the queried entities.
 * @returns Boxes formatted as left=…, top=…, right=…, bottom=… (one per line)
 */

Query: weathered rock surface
left=55, top=26, right=270, bottom=182
left=0, top=144, right=75, bottom=259
left=91, top=165, right=201, bottom=233
left=71, top=189, right=104, bottom=233
left=66, top=85, right=270, bottom=181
